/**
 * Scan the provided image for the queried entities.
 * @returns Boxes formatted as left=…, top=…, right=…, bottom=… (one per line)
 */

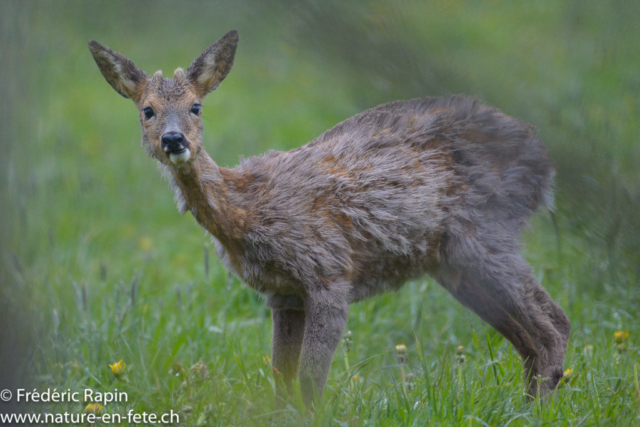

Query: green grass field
left=2, top=1, right=639, bottom=425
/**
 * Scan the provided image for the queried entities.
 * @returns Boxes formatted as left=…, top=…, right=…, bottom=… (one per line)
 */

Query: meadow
left=1, top=1, right=639, bottom=425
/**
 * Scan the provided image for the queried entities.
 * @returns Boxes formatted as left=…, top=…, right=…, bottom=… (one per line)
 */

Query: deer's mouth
left=168, top=147, right=191, bottom=165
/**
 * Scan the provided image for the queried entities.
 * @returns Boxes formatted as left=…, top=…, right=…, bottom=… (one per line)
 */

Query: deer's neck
left=167, top=150, right=249, bottom=244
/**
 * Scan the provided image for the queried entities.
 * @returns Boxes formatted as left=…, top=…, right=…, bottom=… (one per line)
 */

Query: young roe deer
left=89, top=30, right=570, bottom=406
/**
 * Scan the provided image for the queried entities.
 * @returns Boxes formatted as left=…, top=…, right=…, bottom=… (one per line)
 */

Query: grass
left=2, top=1, right=640, bottom=425
left=22, top=215, right=639, bottom=426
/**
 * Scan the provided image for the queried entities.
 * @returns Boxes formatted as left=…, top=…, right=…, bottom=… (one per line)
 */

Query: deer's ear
left=187, top=30, right=238, bottom=97
left=88, top=41, right=148, bottom=103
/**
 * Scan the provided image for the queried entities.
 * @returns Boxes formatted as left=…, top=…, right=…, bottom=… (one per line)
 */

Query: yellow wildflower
left=456, top=345, right=464, bottom=355
left=109, top=360, right=126, bottom=378
left=614, top=331, right=629, bottom=343
left=351, top=374, right=361, bottom=382
left=396, top=344, right=407, bottom=364
left=138, top=236, right=153, bottom=252
left=84, top=403, right=103, bottom=415
left=563, top=368, right=573, bottom=377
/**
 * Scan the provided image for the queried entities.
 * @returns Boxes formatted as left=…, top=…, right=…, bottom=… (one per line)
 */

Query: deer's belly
left=211, top=227, right=440, bottom=308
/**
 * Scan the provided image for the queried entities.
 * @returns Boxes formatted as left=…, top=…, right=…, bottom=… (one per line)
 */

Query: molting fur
left=89, top=30, right=570, bottom=407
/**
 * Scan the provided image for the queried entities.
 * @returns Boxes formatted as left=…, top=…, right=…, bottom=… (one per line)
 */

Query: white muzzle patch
left=169, top=148, right=191, bottom=165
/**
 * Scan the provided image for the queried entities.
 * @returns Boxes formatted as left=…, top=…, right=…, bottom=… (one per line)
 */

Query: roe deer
left=89, top=30, right=570, bottom=406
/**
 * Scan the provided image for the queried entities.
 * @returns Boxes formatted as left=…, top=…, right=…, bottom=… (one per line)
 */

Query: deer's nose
left=161, top=132, right=188, bottom=153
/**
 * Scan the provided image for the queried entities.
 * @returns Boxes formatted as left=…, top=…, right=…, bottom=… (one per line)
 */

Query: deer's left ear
left=187, top=30, right=239, bottom=97
left=88, top=41, right=148, bottom=103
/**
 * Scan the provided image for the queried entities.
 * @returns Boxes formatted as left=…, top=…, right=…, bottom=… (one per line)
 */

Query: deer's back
left=224, top=95, right=554, bottom=304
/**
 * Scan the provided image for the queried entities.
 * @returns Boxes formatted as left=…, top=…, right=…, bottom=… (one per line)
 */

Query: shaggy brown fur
left=89, top=30, right=570, bottom=406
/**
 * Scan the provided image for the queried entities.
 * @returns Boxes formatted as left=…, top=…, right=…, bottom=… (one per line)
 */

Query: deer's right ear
left=88, top=41, right=148, bottom=103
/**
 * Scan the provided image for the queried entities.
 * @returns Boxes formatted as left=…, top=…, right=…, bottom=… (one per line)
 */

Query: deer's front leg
left=298, top=290, right=349, bottom=407
left=271, top=308, right=306, bottom=405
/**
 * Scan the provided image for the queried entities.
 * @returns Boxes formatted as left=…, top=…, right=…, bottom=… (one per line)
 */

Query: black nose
left=161, top=132, right=187, bottom=153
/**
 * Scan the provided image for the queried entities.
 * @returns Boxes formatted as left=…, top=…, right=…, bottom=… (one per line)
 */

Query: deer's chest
left=211, top=237, right=303, bottom=298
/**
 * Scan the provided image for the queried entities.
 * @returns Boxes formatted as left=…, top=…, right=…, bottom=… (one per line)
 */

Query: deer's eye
left=142, top=107, right=154, bottom=119
left=190, top=104, right=201, bottom=115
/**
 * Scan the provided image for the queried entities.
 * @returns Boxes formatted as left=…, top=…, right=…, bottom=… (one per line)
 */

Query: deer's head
left=88, top=31, right=238, bottom=167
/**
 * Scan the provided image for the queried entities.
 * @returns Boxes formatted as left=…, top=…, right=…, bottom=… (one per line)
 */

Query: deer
left=88, top=30, right=570, bottom=407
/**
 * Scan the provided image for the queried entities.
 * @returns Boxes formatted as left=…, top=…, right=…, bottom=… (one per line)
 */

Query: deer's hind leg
left=436, top=267, right=540, bottom=385
left=531, top=285, right=571, bottom=355
left=437, top=252, right=569, bottom=398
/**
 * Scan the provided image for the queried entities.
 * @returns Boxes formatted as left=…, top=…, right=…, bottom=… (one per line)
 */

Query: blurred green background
left=1, top=1, right=639, bottom=425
